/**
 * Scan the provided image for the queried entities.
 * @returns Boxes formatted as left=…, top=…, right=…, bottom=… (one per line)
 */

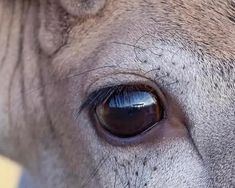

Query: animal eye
left=94, top=84, right=164, bottom=138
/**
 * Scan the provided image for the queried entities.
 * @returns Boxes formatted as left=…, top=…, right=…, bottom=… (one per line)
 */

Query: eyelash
left=79, top=86, right=119, bottom=113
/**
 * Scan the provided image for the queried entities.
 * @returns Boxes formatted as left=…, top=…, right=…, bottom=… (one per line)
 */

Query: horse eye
left=95, top=85, right=164, bottom=138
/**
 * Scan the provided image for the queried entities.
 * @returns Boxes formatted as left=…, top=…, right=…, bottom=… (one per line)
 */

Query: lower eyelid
left=89, top=113, right=188, bottom=146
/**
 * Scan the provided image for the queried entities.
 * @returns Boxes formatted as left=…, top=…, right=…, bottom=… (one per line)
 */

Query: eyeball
left=95, top=84, right=164, bottom=138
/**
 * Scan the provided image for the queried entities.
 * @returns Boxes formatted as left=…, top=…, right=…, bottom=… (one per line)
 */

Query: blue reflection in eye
left=109, top=91, right=157, bottom=108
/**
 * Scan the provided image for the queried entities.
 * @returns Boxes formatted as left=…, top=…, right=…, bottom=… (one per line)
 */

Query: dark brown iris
left=95, top=85, right=163, bottom=137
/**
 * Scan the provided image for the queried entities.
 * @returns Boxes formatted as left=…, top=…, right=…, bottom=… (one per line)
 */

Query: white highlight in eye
left=109, top=91, right=157, bottom=108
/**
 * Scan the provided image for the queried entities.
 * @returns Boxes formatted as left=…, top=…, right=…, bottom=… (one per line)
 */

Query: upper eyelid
left=83, top=71, right=159, bottom=95
left=79, top=82, right=161, bottom=114
left=78, top=70, right=175, bottom=116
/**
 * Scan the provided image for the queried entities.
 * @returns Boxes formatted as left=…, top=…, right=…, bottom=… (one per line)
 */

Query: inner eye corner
left=89, top=82, right=166, bottom=139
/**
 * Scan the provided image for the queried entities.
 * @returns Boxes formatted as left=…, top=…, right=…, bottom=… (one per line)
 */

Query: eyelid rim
left=78, top=80, right=169, bottom=146
left=79, top=79, right=168, bottom=116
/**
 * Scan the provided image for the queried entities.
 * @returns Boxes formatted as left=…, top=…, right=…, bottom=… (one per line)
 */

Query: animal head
left=0, top=0, right=234, bottom=187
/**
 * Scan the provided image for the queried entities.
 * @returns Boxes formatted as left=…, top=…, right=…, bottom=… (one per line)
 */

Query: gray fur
left=0, top=0, right=234, bottom=187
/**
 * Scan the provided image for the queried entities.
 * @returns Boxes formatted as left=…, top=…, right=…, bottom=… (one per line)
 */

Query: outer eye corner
left=93, top=83, right=165, bottom=139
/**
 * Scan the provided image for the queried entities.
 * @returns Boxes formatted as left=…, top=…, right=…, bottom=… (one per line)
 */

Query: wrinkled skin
left=0, top=0, right=234, bottom=187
